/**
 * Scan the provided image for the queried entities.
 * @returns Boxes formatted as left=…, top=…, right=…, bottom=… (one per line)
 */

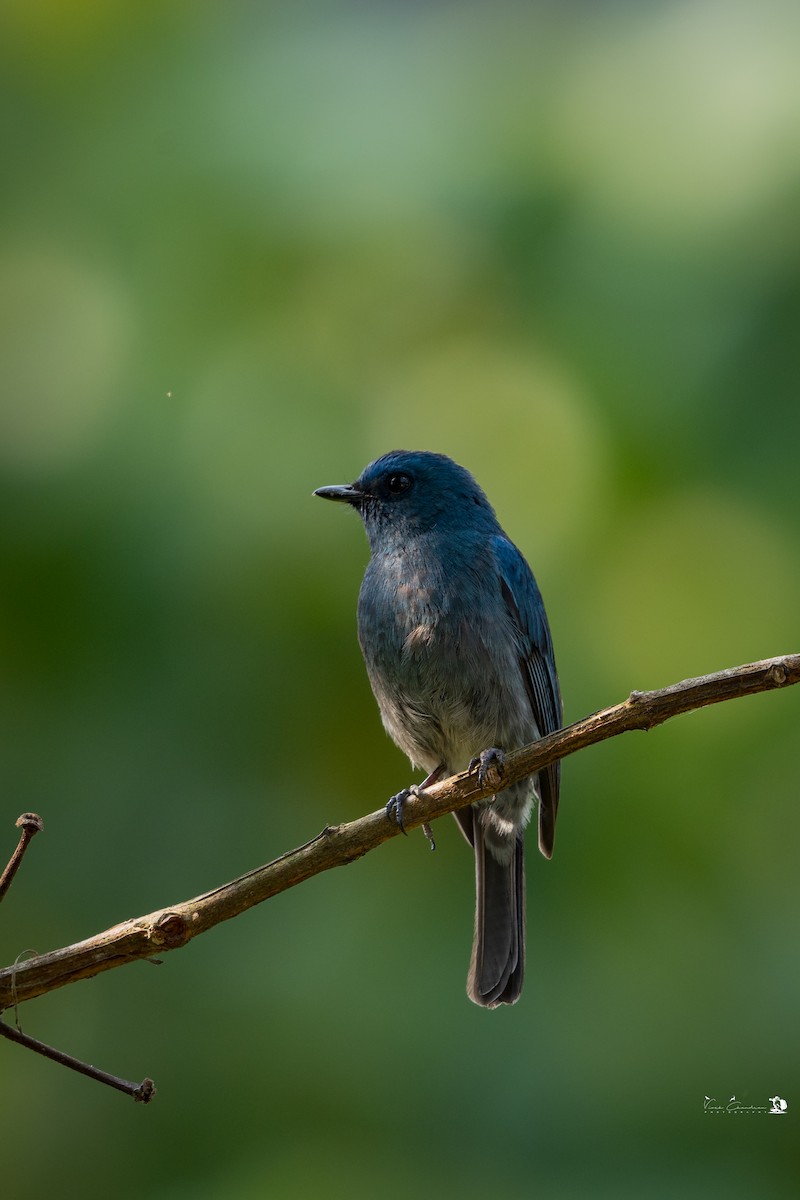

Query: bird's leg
left=386, top=764, right=446, bottom=847
left=469, top=747, right=506, bottom=792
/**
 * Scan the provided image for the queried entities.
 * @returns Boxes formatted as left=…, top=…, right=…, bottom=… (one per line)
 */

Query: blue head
left=314, top=450, right=500, bottom=549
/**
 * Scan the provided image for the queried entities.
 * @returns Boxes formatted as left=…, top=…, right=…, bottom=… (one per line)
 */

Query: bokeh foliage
left=1, top=2, right=798, bottom=1196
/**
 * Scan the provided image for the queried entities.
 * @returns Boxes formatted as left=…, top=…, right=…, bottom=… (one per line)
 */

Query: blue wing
left=493, top=535, right=562, bottom=858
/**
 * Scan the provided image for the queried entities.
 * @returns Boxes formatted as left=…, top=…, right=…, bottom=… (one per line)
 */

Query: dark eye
left=387, top=472, right=412, bottom=494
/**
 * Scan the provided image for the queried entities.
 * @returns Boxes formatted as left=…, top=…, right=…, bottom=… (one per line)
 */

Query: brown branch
left=0, top=1018, right=155, bottom=1103
left=0, top=814, right=44, bottom=905
left=1, top=653, right=798, bottom=1012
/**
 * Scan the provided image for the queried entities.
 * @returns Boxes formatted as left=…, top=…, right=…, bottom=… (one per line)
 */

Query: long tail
left=460, top=811, right=525, bottom=1008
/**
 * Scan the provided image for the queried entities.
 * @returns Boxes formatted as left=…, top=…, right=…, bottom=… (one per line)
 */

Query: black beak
left=313, top=484, right=364, bottom=505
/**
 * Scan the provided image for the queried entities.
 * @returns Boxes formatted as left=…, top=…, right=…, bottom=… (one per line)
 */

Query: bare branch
left=1, top=653, right=798, bottom=1011
left=0, top=1018, right=155, bottom=1102
left=0, top=814, right=44, bottom=905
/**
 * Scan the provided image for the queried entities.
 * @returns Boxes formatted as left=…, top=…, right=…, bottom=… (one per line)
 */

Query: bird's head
left=314, top=450, right=498, bottom=545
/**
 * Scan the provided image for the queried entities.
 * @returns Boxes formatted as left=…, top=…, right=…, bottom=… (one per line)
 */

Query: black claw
left=386, top=789, right=412, bottom=835
left=469, top=747, right=506, bottom=791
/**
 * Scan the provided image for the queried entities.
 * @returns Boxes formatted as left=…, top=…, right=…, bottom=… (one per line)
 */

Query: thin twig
left=0, top=814, right=44, bottom=905
left=0, top=1018, right=155, bottom=1102
left=0, top=653, right=797, bottom=1011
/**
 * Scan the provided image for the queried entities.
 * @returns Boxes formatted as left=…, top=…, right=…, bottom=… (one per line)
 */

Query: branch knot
left=151, top=913, right=191, bottom=948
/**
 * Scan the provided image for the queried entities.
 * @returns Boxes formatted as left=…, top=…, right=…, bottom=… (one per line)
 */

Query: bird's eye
left=387, top=473, right=412, bottom=494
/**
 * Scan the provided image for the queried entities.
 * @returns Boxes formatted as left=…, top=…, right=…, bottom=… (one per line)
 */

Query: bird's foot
left=385, top=788, right=436, bottom=849
left=386, top=785, right=421, bottom=836
left=469, top=747, right=506, bottom=792
left=386, top=764, right=446, bottom=844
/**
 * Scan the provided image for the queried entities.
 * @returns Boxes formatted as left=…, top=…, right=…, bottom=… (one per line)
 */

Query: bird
left=315, top=450, right=561, bottom=1007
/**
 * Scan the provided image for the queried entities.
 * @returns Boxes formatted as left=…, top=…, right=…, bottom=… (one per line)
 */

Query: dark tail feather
left=537, top=762, right=560, bottom=860
left=466, top=819, right=525, bottom=1008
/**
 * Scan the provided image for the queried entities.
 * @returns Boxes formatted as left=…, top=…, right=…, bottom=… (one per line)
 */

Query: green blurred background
left=1, top=1, right=798, bottom=1195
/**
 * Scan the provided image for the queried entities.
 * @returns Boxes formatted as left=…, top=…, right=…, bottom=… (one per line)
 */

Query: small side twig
left=0, top=1018, right=155, bottom=1103
left=0, top=814, right=44, bottom=905
left=1, top=814, right=155, bottom=1100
